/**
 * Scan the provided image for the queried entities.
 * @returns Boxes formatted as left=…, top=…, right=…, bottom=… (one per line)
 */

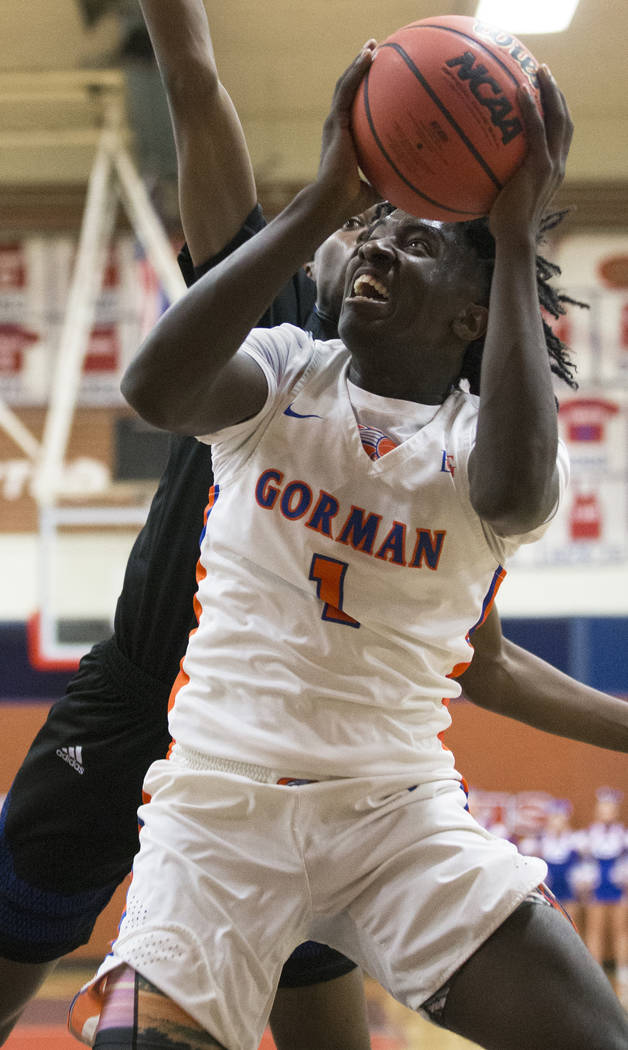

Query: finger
left=332, top=42, right=376, bottom=114
left=517, top=83, right=547, bottom=161
left=339, top=43, right=376, bottom=98
left=536, top=65, right=572, bottom=163
left=550, top=75, right=574, bottom=160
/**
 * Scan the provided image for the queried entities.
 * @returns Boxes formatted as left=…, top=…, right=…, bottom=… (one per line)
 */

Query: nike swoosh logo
left=283, top=403, right=323, bottom=420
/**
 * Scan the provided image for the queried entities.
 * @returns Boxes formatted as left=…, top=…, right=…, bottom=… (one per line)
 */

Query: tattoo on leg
left=135, top=974, right=227, bottom=1049
left=93, top=967, right=227, bottom=1050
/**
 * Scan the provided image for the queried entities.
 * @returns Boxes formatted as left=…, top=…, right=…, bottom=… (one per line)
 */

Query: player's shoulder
left=244, top=325, right=345, bottom=376
left=243, top=322, right=314, bottom=373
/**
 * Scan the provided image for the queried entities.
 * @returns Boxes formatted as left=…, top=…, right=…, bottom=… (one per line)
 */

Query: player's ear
left=452, top=303, right=487, bottom=343
left=304, top=260, right=316, bottom=281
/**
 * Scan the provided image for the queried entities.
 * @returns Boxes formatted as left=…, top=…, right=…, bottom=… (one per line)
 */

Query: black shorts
left=0, top=639, right=357, bottom=984
left=0, top=638, right=172, bottom=963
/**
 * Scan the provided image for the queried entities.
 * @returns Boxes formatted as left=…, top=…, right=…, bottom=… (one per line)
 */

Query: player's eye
left=342, top=216, right=366, bottom=231
left=405, top=236, right=430, bottom=252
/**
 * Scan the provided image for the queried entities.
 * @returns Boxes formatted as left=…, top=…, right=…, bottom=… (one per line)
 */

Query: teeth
left=352, top=273, right=389, bottom=301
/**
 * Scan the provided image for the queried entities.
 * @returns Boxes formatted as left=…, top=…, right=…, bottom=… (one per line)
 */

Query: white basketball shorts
left=70, top=746, right=546, bottom=1050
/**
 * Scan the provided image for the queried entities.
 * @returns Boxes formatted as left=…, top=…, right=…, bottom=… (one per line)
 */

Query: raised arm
left=460, top=607, right=628, bottom=752
left=121, top=43, right=378, bottom=435
left=468, top=69, right=573, bottom=536
left=139, top=0, right=256, bottom=264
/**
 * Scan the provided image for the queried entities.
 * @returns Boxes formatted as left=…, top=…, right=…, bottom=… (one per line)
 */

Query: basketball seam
left=361, top=73, right=484, bottom=219
left=380, top=42, right=503, bottom=193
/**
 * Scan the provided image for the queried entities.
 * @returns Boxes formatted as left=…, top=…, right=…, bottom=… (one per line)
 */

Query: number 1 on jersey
left=309, top=554, right=360, bottom=628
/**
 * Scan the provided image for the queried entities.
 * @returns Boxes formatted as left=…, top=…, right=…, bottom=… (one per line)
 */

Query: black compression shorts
left=0, top=640, right=357, bottom=984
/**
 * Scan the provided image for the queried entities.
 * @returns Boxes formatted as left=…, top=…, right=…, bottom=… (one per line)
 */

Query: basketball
left=351, top=15, right=543, bottom=221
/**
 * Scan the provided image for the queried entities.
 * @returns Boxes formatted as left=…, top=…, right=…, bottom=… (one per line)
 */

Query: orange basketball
left=351, top=15, right=543, bottom=221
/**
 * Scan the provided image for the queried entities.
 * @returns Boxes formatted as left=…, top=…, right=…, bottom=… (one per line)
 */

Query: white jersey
left=169, top=324, right=567, bottom=780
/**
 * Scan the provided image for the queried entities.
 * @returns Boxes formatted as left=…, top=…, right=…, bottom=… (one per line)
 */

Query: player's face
left=311, top=204, right=384, bottom=323
left=338, top=210, right=488, bottom=398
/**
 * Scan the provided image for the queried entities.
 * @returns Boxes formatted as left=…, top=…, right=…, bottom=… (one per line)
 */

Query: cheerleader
left=583, top=787, right=628, bottom=1002
left=538, top=800, right=584, bottom=918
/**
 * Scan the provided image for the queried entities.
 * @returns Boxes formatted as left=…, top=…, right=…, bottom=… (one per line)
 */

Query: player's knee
left=0, top=1015, right=18, bottom=1045
left=441, top=900, right=628, bottom=1049
left=0, top=1005, right=22, bottom=1046
left=0, top=957, right=57, bottom=1045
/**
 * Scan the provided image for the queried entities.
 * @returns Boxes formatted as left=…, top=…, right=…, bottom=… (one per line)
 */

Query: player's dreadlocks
left=458, top=209, right=583, bottom=396
left=362, top=203, right=583, bottom=398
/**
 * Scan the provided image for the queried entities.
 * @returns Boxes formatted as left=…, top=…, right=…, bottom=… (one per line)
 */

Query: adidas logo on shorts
left=56, top=745, right=85, bottom=775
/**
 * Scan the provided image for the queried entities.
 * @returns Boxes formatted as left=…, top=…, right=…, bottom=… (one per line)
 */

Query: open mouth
left=348, top=273, right=390, bottom=303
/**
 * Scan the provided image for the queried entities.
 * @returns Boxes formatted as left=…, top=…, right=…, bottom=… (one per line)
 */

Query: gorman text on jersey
left=255, top=467, right=446, bottom=570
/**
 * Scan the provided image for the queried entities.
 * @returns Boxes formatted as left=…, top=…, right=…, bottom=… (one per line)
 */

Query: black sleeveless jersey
left=112, top=205, right=324, bottom=685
